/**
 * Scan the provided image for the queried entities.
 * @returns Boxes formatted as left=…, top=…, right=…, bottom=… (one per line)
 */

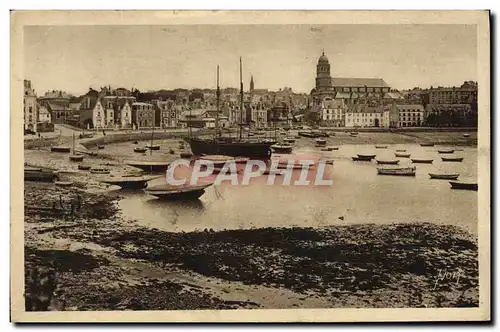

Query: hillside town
left=23, top=51, right=478, bottom=135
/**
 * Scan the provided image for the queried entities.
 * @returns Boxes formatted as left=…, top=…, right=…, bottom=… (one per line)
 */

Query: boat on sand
left=449, top=180, right=477, bottom=191
left=145, top=183, right=213, bottom=200
left=377, top=166, right=416, bottom=176
left=376, top=159, right=400, bottom=165
left=429, top=173, right=459, bottom=180
left=411, top=158, right=433, bottom=164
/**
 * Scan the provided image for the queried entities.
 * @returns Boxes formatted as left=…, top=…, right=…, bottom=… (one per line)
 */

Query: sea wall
left=320, top=127, right=478, bottom=133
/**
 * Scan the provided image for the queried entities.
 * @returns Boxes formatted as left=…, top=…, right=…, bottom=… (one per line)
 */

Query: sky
left=24, top=24, right=477, bottom=96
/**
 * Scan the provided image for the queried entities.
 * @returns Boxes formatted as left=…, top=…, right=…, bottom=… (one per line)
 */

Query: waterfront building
left=131, top=102, right=156, bottom=128
left=320, top=98, right=346, bottom=127
left=23, top=80, right=38, bottom=132
left=427, top=81, right=478, bottom=105
left=395, top=104, right=425, bottom=127
left=345, top=104, right=384, bottom=128
left=250, top=103, right=268, bottom=128
left=38, top=90, right=72, bottom=125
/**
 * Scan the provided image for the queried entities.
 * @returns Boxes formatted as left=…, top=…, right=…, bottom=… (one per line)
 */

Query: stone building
left=23, top=80, right=38, bottom=132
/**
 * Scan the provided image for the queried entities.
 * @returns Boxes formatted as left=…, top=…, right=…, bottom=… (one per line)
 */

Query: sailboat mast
left=239, top=57, right=243, bottom=140
left=72, top=132, right=75, bottom=155
left=216, top=65, right=220, bottom=138
left=150, top=106, right=155, bottom=156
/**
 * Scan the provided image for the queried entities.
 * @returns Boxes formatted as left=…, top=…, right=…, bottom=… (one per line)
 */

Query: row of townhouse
left=317, top=99, right=426, bottom=128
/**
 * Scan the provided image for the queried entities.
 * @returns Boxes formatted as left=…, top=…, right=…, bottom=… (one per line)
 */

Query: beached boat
left=441, top=156, right=464, bottom=162
left=90, top=167, right=111, bottom=175
left=377, top=166, right=416, bottom=176
left=429, top=173, right=460, bottom=180
left=146, top=144, right=161, bottom=150
left=352, top=156, right=374, bottom=162
left=396, top=149, right=407, bottom=152
left=315, top=138, right=327, bottom=146
left=134, top=147, right=147, bottom=153
left=438, top=149, right=455, bottom=154
left=463, top=133, right=471, bottom=138
left=394, top=152, right=411, bottom=158
left=320, top=147, right=334, bottom=152
left=449, top=181, right=478, bottom=191
left=69, top=154, right=84, bottom=162
left=376, top=159, right=400, bottom=165
left=180, top=152, right=193, bottom=159
left=24, top=167, right=59, bottom=182
left=271, top=144, right=293, bottom=154
left=411, top=158, right=433, bottom=164
left=97, top=144, right=105, bottom=149
left=420, top=143, right=434, bottom=147
left=145, top=183, right=213, bottom=200
left=298, top=131, right=320, bottom=138
left=375, top=145, right=388, bottom=149
left=77, top=164, right=91, bottom=170
left=350, top=132, right=359, bottom=136
left=99, top=175, right=162, bottom=189
left=124, top=160, right=171, bottom=173
left=133, top=141, right=139, bottom=144
left=50, top=146, right=71, bottom=153
left=357, top=154, right=376, bottom=159
left=55, top=181, right=73, bottom=188
left=284, top=138, right=296, bottom=144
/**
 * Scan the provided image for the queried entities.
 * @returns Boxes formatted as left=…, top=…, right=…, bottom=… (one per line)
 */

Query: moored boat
left=463, top=133, right=471, bottom=138
left=97, top=144, right=105, bottom=149
left=90, top=167, right=111, bottom=175
left=420, top=143, right=434, bottom=147
left=145, top=183, right=213, bottom=200
left=134, top=147, right=147, bottom=153
left=320, top=147, right=334, bottom=152
left=271, top=144, right=293, bottom=154
left=146, top=144, right=161, bottom=150
left=394, top=152, right=411, bottom=158
left=438, top=149, right=455, bottom=154
left=77, top=164, right=91, bottom=170
left=284, top=138, right=296, bottom=144
left=69, top=154, right=84, bottom=162
left=396, top=149, right=407, bottom=152
left=315, top=138, right=327, bottom=146
left=124, top=160, right=171, bottom=172
left=50, top=146, right=71, bottom=153
left=449, top=181, right=478, bottom=191
left=352, top=156, right=374, bottom=161
left=411, top=158, right=433, bottom=164
left=441, top=156, right=464, bottom=162
left=377, top=166, right=416, bottom=176
left=429, top=173, right=459, bottom=180
left=98, top=174, right=162, bottom=189
left=350, top=132, right=359, bottom=137
left=55, top=181, right=73, bottom=187
left=375, top=145, right=388, bottom=149
left=376, top=159, right=400, bottom=165
left=357, top=153, right=376, bottom=160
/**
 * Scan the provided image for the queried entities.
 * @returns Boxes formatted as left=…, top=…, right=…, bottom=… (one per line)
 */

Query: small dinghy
left=350, top=132, right=359, bottom=137
left=449, top=180, right=478, bottom=191
left=133, top=141, right=139, bottom=144
left=320, top=147, right=334, bottom=152
left=180, top=152, right=193, bottom=159
left=357, top=153, right=376, bottom=160
left=395, top=152, right=411, bottom=158
left=50, top=146, right=71, bottom=153
left=90, top=167, right=111, bottom=175
left=315, top=138, right=327, bottom=147
left=69, top=154, right=84, bottom=162
left=411, top=158, right=433, bottom=164
left=124, top=160, right=171, bottom=173
left=441, top=156, right=464, bottom=162
left=438, top=149, right=455, bottom=154
left=429, top=173, right=460, bottom=180
left=133, top=147, right=147, bottom=153
left=375, top=145, right=388, bottom=149
left=463, top=133, right=471, bottom=138
left=146, top=144, right=161, bottom=150
left=420, top=143, right=434, bottom=147
left=284, top=138, right=296, bottom=144
left=77, top=164, right=91, bottom=170
left=352, top=156, right=373, bottom=162
left=377, top=166, right=416, bottom=176
left=376, top=159, right=400, bottom=165
left=99, top=174, right=162, bottom=189
left=55, top=181, right=73, bottom=188
left=145, top=183, right=213, bottom=200
left=97, top=144, right=105, bottom=150
left=272, top=144, right=293, bottom=154
left=396, top=149, right=407, bottom=152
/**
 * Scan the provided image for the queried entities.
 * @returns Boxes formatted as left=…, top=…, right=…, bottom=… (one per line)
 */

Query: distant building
left=311, top=52, right=335, bottom=104
left=395, top=104, right=425, bottom=127
left=38, top=90, right=72, bottom=124
left=320, top=98, right=346, bottom=127
left=132, top=102, right=155, bottom=128
left=345, top=104, right=384, bottom=128
left=428, top=81, right=478, bottom=105
left=23, top=80, right=38, bottom=132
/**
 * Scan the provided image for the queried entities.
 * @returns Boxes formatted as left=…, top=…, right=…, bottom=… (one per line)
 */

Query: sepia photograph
left=10, top=10, right=490, bottom=323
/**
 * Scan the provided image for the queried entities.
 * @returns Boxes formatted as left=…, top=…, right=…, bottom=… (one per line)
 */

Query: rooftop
left=331, top=78, right=390, bottom=88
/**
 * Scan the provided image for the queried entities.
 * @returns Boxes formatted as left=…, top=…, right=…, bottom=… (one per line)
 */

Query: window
left=29, top=106, right=32, bottom=113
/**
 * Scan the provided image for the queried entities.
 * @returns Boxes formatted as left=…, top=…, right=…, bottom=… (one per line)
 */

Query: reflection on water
left=117, top=143, right=478, bottom=234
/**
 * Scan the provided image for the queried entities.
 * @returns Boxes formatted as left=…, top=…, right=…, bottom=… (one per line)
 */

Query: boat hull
left=429, top=173, right=459, bottom=180
left=411, top=159, right=433, bottom=164
left=377, top=168, right=416, bottom=176
left=376, top=160, right=400, bottom=165
left=24, top=169, right=58, bottom=182
left=352, top=156, right=373, bottom=161
left=420, top=143, right=434, bottom=147
left=438, top=150, right=455, bottom=154
left=441, top=158, right=464, bottom=162
left=188, top=138, right=272, bottom=158
left=272, top=147, right=293, bottom=154
left=126, top=163, right=170, bottom=173
left=449, top=181, right=478, bottom=191
left=50, top=147, right=71, bottom=153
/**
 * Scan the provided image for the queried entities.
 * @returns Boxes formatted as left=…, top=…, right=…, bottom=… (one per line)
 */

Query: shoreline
left=24, top=184, right=479, bottom=310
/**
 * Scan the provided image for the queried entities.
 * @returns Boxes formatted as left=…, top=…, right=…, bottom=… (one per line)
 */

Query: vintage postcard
left=11, top=10, right=490, bottom=323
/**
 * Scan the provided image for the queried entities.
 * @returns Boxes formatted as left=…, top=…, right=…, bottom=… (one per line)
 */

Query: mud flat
left=24, top=185, right=478, bottom=310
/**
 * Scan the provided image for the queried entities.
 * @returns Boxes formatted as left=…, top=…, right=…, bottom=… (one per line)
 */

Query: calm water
left=116, top=141, right=478, bottom=234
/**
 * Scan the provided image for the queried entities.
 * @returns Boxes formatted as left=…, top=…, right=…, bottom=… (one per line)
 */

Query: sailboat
left=187, top=58, right=273, bottom=158
left=69, top=133, right=84, bottom=162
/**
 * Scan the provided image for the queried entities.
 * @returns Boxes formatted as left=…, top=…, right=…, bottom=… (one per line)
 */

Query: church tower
left=312, top=51, right=335, bottom=105
left=250, top=75, right=255, bottom=93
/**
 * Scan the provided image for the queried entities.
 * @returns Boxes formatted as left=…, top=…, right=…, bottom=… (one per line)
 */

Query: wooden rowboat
left=429, top=173, right=459, bottom=180
left=395, top=152, right=411, bottom=158
left=449, top=181, right=477, bottom=191
left=146, top=144, right=161, bottom=150
left=77, top=164, right=91, bottom=170
left=272, top=144, right=293, bottom=154
left=352, top=156, right=373, bottom=161
left=69, top=154, right=84, bottom=162
left=377, top=166, right=416, bottom=176
left=438, top=149, right=455, bottom=154
left=441, top=156, right=464, bottom=162
left=55, top=181, right=73, bottom=187
left=124, top=160, right=171, bottom=173
left=463, top=133, right=471, bottom=138
left=50, top=146, right=71, bottom=153
left=420, top=143, right=434, bottom=147
left=357, top=154, right=376, bottom=159
left=90, top=167, right=111, bottom=175
left=99, top=175, right=162, bottom=189
left=134, top=147, right=147, bottom=153
left=145, top=183, right=213, bottom=200
left=396, top=149, right=407, bottom=152
left=411, top=158, right=433, bottom=164
left=375, top=145, right=388, bottom=149
left=376, top=159, right=400, bottom=165
left=315, top=138, right=327, bottom=146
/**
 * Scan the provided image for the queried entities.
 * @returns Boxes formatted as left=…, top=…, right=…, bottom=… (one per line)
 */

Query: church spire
left=250, top=74, right=255, bottom=92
